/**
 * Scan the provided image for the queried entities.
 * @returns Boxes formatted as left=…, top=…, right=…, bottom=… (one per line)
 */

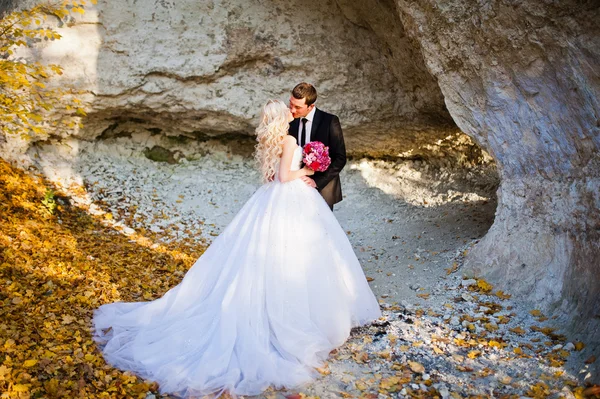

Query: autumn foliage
left=0, top=159, right=205, bottom=397
left=0, top=1, right=92, bottom=142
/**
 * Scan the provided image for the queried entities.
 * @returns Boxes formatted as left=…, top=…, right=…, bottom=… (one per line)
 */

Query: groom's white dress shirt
left=297, top=106, right=316, bottom=146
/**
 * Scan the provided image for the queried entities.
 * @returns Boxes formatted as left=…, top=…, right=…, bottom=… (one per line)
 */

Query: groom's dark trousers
left=289, top=108, right=347, bottom=210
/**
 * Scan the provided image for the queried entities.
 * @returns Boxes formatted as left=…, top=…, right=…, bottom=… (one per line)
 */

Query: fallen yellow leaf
left=476, top=279, right=493, bottom=293
left=408, top=360, right=425, bottom=374
left=495, top=290, right=512, bottom=300
left=529, top=309, right=543, bottom=317
left=510, top=326, right=526, bottom=335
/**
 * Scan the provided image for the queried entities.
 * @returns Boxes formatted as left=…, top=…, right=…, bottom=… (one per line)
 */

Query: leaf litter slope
left=0, top=159, right=203, bottom=398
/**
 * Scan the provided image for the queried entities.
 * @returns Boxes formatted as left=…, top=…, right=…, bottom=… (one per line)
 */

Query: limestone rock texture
left=394, top=0, right=600, bottom=367
left=1, top=0, right=452, bottom=159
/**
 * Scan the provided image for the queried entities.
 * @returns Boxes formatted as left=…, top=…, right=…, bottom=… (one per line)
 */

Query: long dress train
left=92, top=147, right=382, bottom=398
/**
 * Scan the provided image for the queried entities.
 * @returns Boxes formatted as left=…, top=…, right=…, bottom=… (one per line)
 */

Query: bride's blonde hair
left=254, top=100, right=290, bottom=182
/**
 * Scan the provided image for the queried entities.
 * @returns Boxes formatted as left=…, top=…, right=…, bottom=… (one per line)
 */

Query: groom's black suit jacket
left=289, top=108, right=346, bottom=207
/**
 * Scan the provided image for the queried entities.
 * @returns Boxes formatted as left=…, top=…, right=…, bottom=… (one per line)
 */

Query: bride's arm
left=278, top=135, right=314, bottom=183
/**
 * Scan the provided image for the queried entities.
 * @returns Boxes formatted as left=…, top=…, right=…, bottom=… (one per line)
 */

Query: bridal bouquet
left=303, top=141, right=331, bottom=172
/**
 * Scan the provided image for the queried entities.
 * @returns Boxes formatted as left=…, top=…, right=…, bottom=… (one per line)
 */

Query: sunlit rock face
left=1, top=0, right=456, bottom=160
left=395, top=0, right=600, bottom=364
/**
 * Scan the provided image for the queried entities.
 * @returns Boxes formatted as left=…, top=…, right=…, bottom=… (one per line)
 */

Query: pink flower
left=302, top=141, right=331, bottom=172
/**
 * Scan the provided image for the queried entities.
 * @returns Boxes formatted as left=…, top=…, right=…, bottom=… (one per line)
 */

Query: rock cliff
left=394, top=0, right=600, bottom=373
left=2, top=0, right=452, bottom=158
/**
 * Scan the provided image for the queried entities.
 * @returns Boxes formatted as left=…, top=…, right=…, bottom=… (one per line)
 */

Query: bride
left=92, top=99, right=381, bottom=398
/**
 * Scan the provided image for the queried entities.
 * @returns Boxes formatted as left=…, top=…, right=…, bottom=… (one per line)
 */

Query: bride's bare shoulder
left=282, top=135, right=298, bottom=148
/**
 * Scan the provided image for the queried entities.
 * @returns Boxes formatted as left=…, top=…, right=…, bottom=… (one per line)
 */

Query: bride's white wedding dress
left=92, top=146, right=381, bottom=398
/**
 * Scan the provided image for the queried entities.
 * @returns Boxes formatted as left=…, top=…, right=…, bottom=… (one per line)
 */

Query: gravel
left=28, top=137, right=589, bottom=398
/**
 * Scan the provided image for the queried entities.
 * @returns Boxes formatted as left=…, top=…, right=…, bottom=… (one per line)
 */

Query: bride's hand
left=303, top=166, right=315, bottom=176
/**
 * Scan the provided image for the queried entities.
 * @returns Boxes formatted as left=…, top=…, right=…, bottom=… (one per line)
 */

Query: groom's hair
left=292, top=83, right=317, bottom=106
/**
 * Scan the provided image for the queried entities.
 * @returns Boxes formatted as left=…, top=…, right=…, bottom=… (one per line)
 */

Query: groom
left=289, top=82, right=347, bottom=210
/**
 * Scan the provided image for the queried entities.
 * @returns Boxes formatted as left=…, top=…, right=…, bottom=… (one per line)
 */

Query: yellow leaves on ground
left=530, top=309, right=544, bottom=317
left=379, top=375, right=401, bottom=389
left=487, top=340, right=507, bottom=349
left=316, top=363, right=331, bottom=376
left=348, top=366, right=433, bottom=397
left=355, top=380, right=368, bottom=391
left=22, top=359, right=37, bottom=368
left=284, top=394, right=319, bottom=399
left=495, top=290, right=512, bottom=300
left=407, top=360, right=425, bottom=374
left=467, top=278, right=493, bottom=293
left=475, top=279, right=493, bottom=293
left=0, top=365, right=10, bottom=379
left=445, top=261, right=459, bottom=275
left=510, top=326, right=526, bottom=335
left=331, top=290, right=590, bottom=399
left=387, top=334, right=398, bottom=345
left=455, top=365, right=474, bottom=373
left=352, top=351, right=369, bottom=364
left=379, top=374, right=412, bottom=393
left=526, top=382, right=551, bottom=398
left=530, top=326, right=566, bottom=342
left=61, top=314, right=77, bottom=324
left=513, top=347, right=523, bottom=355
left=0, top=160, right=205, bottom=398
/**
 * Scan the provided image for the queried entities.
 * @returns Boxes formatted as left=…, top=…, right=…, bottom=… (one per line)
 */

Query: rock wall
left=395, top=0, right=600, bottom=371
left=2, top=0, right=453, bottom=159
left=0, top=0, right=21, bottom=15
left=335, top=0, right=448, bottom=121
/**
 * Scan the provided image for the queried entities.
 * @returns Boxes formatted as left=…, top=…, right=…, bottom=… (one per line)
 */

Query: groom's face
left=289, top=96, right=314, bottom=119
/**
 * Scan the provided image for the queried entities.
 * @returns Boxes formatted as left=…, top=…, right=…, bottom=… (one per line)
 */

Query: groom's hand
left=300, top=176, right=317, bottom=188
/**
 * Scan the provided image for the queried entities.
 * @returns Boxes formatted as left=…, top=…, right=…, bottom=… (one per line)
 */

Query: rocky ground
left=25, top=136, right=598, bottom=398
